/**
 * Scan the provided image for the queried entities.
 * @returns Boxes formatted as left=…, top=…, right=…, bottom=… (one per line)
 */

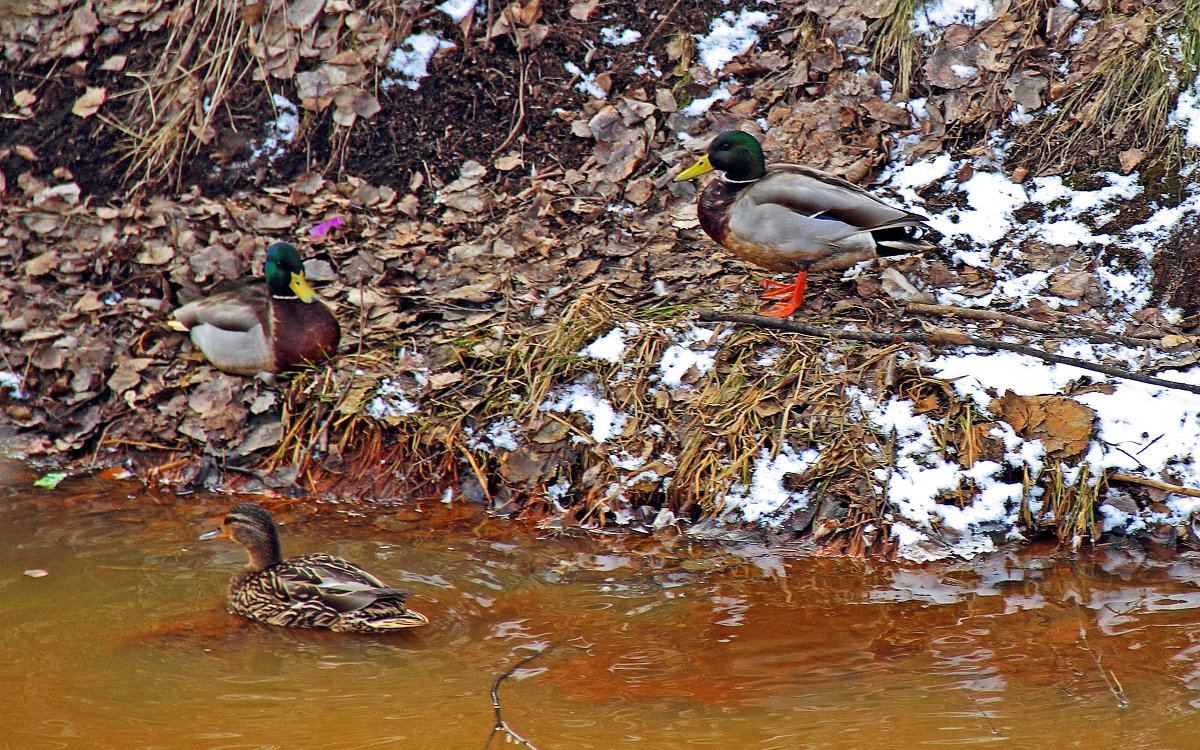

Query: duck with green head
left=201, top=502, right=429, bottom=633
left=169, top=241, right=340, bottom=375
left=674, top=131, right=937, bottom=318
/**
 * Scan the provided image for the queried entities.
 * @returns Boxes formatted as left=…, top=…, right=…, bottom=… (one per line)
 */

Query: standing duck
left=170, top=241, right=340, bottom=375
left=201, top=502, right=429, bottom=633
left=674, top=131, right=936, bottom=318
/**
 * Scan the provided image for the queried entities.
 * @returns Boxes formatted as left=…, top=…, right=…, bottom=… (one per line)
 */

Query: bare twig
left=640, top=0, right=687, bottom=49
left=964, top=690, right=1000, bottom=735
left=482, top=649, right=549, bottom=750
left=697, top=310, right=1200, bottom=396
left=492, top=56, right=529, bottom=156
left=1077, top=621, right=1129, bottom=709
left=904, top=302, right=1171, bottom=349
left=1108, top=471, right=1200, bottom=498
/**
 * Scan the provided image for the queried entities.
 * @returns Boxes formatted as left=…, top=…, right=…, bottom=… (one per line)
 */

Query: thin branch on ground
left=1108, top=471, right=1200, bottom=498
left=492, top=56, right=529, bottom=156
left=482, top=648, right=551, bottom=750
left=904, top=302, right=1172, bottom=349
left=697, top=310, right=1200, bottom=396
left=641, top=0, right=687, bottom=49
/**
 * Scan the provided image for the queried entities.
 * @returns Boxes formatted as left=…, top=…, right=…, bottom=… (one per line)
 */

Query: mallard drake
left=674, top=131, right=936, bottom=318
left=169, top=241, right=340, bottom=375
left=201, top=502, right=429, bottom=633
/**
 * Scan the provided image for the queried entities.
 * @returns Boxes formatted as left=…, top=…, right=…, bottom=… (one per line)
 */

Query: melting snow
left=932, top=351, right=1200, bottom=493
left=249, top=94, right=298, bottom=162
left=695, top=9, right=774, bottom=74
left=658, top=325, right=727, bottom=388
left=911, top=0, right=996, bottom=34
left=366, top=378, right=419, bottom=419
left=564, top=62, right=608, bottom=99
left=437, top=0, right=476, bottom=22
left=601, top=26, right=642, bottom=46
left=0, top=370, right=24, bottom=398
left=541, top=376, right=627, bottom=442
left=1170, top=77, right=1200, bottom=147
left=683, top=88, right=732, bottom=117
left=580, top=325, right=636, bottom=363
left=384, top=34, right=455, bottom=90
left=723, top=446, right=821, bottom=524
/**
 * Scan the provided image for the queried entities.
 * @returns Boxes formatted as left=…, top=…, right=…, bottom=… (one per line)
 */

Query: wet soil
left=0, top=0, right=730, bottom=202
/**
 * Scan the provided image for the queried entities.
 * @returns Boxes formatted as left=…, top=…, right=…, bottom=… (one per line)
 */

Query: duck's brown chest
left=270, top=298, right=341, bottom=370
left=697, top=181, right=741, bottom=247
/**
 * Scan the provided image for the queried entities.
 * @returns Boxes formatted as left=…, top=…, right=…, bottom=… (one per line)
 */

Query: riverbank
left=5, top=0, right=1200, bottom=560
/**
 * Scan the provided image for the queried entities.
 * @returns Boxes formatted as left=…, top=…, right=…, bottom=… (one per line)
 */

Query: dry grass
left=101, top=0, right=252, bottom=190
left=261, top=294, right=1124, bottom=553
left=1028, top=0, right=1200, bottom=171
left=870, top=0, right=922, bottom=100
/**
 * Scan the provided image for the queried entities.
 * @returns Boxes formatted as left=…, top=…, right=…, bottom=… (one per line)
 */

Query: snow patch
left=541, top=376, right=627, bottom=442
left=695, top=9, right=775, bottom=74
left=723, top=445, right=821, bottom=524
left=437, top=0, right=476, bottom=22
left=384, top=34, right=455, bottom=90
left=579, top=325, right=637, bottom=364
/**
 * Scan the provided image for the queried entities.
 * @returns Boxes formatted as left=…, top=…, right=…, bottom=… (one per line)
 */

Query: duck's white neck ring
left=722, top=176, right=760, bottom=185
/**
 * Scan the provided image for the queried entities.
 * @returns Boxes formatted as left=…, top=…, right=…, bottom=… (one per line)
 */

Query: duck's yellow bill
left=290, top=272, right=317, bottom=303
left=674, top=155, right=714, bottom=181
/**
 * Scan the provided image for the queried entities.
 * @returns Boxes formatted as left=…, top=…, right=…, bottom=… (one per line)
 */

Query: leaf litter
left=4, top=0, right=1200, bottom=560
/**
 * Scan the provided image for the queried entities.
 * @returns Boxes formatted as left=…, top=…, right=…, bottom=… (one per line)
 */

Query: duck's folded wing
left=313, top=579, right=412, bottom=612
left=173, top=283, right=268, bottom=332
left=278, top=553, right=410, bottom=613
left=754, top=167, right=930, bottom=231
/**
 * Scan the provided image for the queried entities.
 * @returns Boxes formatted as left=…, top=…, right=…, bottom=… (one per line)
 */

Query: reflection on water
left=4, top=459, right=1200, bottom=748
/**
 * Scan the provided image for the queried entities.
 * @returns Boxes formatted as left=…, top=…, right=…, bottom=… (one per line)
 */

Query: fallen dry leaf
left=72, top=86, right=107, bottom=118
left=107, top=357, right=154, bottom=395
left=990, top=391, right=1096, bottom=457
left=569, top=0, right=598, bottom=21
left=99, top=54, right=127, bottom=71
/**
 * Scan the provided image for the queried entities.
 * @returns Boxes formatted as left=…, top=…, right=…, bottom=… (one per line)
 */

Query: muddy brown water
left=4, top=460, right=1200, bottom=749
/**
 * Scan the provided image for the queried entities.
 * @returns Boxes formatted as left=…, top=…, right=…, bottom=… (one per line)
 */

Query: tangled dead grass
left=1028, top=0, right=1200, bottom=174
left=102, top=0, right=250, bottom=190
left=260, top=292, right=1115, bottom=555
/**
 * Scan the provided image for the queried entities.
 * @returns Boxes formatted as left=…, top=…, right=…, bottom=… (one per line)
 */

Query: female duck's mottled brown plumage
left=170, top=241, right=340, bottom=375
left=202, top=502, right=428, bottom=633
left=675, top=131, right=937, bottom=318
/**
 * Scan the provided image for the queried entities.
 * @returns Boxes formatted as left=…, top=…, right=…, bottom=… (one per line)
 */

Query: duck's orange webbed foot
left=760, top=278, right=797, bottom=299
left=758, top=272, right=808, bottom=318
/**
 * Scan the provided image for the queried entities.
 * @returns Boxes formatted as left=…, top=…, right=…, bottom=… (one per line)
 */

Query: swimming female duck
left=674, top=131, right=936, bottom=318
left=201, top=502, right=428, bottom=633
left=170, top=241, right=340, bottom=375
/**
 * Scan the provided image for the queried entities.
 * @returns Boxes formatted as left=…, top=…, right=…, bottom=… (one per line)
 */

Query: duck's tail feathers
left=874, top=222, right=940, bottom=256
left=368, top=609, right=430, bottom=629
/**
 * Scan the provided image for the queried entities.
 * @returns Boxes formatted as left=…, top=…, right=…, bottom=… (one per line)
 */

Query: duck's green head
left=675, top=131, right=767, bottom=183
left=264, top=241, right=317, bottom=302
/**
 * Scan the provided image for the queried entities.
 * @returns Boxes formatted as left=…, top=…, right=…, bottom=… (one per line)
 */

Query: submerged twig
left=698, top=310, right=1200, bottom=396
left=1078, top=621, right=1129, bottom=709
left=964, top=690, right=1000, bottom=735
left=482, top=648, right=552, bottom=750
